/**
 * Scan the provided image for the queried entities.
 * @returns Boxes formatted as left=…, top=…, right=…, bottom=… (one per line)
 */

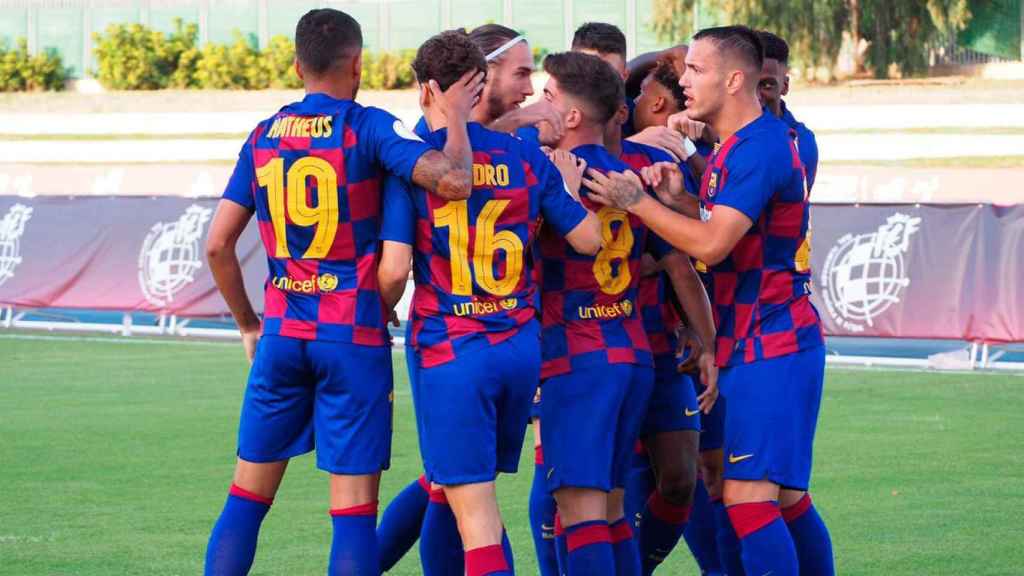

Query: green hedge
left=91, top=19, right=415, bottom=91
left=0, top=38, right=70, bottom=91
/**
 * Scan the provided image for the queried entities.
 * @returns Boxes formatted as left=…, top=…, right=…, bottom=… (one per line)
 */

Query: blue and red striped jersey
left=380, top=122, right=588, bottom=368
left=222, top=93, right=435, bottom=345
left=619, top=139, right=698, bottom=358
left=697, top=110, right=823, bottom=367
left=538, top=144, right=670, bottom=378
left=779, top=101, right=818, bottom=191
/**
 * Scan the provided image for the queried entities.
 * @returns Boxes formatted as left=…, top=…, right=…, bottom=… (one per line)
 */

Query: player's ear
left=725, top=69, right=745, bottom=96
left=418, top=82, right=430, bottom=109
left=294, top=58, right=304, bottom=81
left=565, top=107, right=583, bottom=130
left=652, top=95, right=666, bottom=114
left=782, top=74, right=790, bottom=96
left=351, top=50, right=363, bottom=85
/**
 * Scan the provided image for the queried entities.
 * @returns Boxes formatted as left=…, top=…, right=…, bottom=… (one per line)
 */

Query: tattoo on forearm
left=412, top=150, right=472, bottom=199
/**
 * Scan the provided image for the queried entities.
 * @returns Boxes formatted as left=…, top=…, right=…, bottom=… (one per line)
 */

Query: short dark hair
left=543, top=51, right=624, bottom=124
left=412, top=29, right=487, bottom=91
left=468, top=23, right=521, bottom=62
left=693, top=25, right=764, bottom=74
left=758, top=30, right=789, bottom=66
left=571, top=22, right=627, bottom=58
left=650, top=59, right=686, bottom=111
left=295, top=9, right=362, bottom=76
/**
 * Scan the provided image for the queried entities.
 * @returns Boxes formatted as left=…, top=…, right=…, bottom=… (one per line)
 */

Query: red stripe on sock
left=329, top=501, right=378, bottom=517
left=429, top=488, right=448, bottom=504
left=417, top=474, right=430, bottom=493
left=566, top=523, right=612, bottom=552
left=648, top=491, right=692, bottom=524
left=554, top=513, right=564, bottom=536
left=727, top=501, right=781, bottom=539
left=465, top=544, right=510, bottom=576
left=609, top=519, right=633, bottom=544
left=535, top=444, right=544, bottom=466
left=229, top=484, right=273, bottom=506
left=782, top=493, right=813, bottom=524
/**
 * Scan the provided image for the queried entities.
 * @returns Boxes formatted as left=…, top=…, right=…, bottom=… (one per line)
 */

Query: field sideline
left=1, top=334, right=1022, bottom=575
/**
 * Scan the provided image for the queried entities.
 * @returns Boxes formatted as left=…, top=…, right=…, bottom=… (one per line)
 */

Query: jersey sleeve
left=379, top=173, right=417, bottom=246
left=526, top=145, right=588, bottom=237
left=714, top=138, right=778, bottom=223
left=797, top=126, right=818, bottom=191
left=362, top=107, right=435, bottom=184
left=222, top=136, right=256, bottom=211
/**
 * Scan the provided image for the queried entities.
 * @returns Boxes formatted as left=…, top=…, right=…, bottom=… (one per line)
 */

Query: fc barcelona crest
left=706, top=172, right=718, bottom=198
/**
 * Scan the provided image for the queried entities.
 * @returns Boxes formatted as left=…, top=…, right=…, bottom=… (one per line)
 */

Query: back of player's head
left=571, top=22, right=627, bottom=58
left=758, top=30, right=789, bottom=67
left=412, top=29, right=487, bottom=91
left=543, top=51, right=624, bottom=124
left=469, top=24, right=522, bottom=63
left=295, top=9, right=362, bottom=76
left=693, top=25, right=764, bottom=77
left=650, top=58, right=686, bottom=111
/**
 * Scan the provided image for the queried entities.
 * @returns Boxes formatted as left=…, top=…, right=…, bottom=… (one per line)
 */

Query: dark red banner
left=0, top=197, right=1021, bottom=342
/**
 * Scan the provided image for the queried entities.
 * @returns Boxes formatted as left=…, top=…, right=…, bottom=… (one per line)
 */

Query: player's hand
left=668, top=110, right=715, bottom=144
left=524, top=100, right=565, bottom=141
left=627, top=126, right=688, bottom=162
left=240, top=327, right=261, bottom=364
left=696, top=352, right=719, bottom=414
left=548, top=149, right=586, bottom=202
left=640, top=161, right=687, bottom=209
left=430, top=69, right=485, bottom=121
left=389, top=309, right=401, bottom=328
left=582, top=168, right=646, bottom=210
left=675, top=324, right=703, bottom=373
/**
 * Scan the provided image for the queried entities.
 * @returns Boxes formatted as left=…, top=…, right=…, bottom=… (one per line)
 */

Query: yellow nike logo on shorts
left=729, top=453, right=754, bottom=464
left=684, top=407, right=700, bottom=417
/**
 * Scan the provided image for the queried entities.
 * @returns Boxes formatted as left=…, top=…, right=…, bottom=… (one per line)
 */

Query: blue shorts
left=641, top=354, right=701, bottom=437
left=411, top=321, right=540, bottom=485
left=540, top=359, right=655, bottom=493
left=237, top=335, right=393, bottom=474
left=697, top=380, right=725, bottom=452
left=719, top=345, right=825, bottom=491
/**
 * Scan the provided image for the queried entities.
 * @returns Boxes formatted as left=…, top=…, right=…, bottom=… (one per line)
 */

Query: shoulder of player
left=723, top=123, right=793, bottom=166
left=620, top=139, right=672, bottom=164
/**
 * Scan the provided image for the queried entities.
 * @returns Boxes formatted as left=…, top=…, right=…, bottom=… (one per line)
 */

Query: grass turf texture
left=1, top=334, right=1022, bottom=575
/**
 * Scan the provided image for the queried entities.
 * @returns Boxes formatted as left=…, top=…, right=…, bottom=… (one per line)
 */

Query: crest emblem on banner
left=138, top=204, right=212, bottom=308
left=820, top=212, right=921, bottom=332
left=0, top=203, right=33, bottom=288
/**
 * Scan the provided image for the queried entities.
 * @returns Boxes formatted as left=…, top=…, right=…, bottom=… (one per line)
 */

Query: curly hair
left=412, top=29, right=488, bottom=91
left=650, top=58, right=687, bottom=112
left=543, top=51, right=624, bottom=124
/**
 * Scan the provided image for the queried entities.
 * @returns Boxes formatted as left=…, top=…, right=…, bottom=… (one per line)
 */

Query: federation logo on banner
left=138, top=204, right=213, bottom=308
left=820, top=212, right=921, bottom=332
left=0, top=203, right=33, bottom=288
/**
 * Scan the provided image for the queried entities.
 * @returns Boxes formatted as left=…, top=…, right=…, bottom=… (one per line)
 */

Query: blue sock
left=501, top=529, right=515, bottom=572
left=610, top=518, right=641, bottom=576
left=377, top=475, right=430, bottom=572
left=204, top=484, right=272, bottom=576
left=565, top=520, right=615, bottom=576
left=625, top=451, right=654, bottom=532
left=554, top=513, right=568, bottom=576
left=529, top=448, right=559, bottom=576
left=713, top=500, right=745, bottom=576
left=419, top=490, right=463, bottom=576
left=728, top=501, right=798, bottom=576
left=683, top=479, right=723, bottom=575
left=328, top=502, right=378, bottom=575
left=639, top=491, right=690, bottom=575
left=783, top=494, right=834, bottom=576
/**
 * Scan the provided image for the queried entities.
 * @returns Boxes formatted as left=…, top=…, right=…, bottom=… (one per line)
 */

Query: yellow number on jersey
left=256, top=156, right=339, bottom=259
left=434, top=199, right=524, bottom=297
left=592, top=207, right=635, bottom=295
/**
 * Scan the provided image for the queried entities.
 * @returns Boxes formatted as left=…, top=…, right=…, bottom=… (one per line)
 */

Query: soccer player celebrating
left=583, top=26, right=834, bottom=576
left=377, top=31, right=602, bottom=576
left=202, top=9, right=481, bottom=575
left=535, top=51, right=672, bottom=576
left=757, top=31, right=819, bottom=191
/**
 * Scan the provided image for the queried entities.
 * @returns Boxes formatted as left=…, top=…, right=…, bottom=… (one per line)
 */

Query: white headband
left=485, top=35, right=527, bottom=62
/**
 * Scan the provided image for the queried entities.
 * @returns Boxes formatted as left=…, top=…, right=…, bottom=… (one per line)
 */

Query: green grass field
left=1, top=333, right=1022, bottom=575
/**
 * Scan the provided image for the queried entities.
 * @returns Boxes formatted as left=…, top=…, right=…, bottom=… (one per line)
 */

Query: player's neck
left=423, top=106, right=448, bottom=132
left=604, top=125, right=623, bottom=157
left=557, top=125, right=604, bottom=152
left=303, top=79, right=356, bottom=102
left=713, top=95, right=762, bottom=143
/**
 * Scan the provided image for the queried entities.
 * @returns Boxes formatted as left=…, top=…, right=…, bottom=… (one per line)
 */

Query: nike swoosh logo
left=729, top=453, right=754, bottom=464
left=684, top=408, right=700, bottom=417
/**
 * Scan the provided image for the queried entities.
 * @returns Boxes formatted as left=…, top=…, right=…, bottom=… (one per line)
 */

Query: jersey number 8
left=593, top=206, right=634, bottom=295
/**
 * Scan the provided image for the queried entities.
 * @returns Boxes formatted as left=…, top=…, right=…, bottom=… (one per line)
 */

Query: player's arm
left=583, top=169, right=751, bottom=265
left=545, top=148, right=601, bottom=255
left=488, top=99, right=564, bottom=140
left=660, top=250, right=717, bottom=412
left=206, top=200, right=259, bottom=361
left=639, top=161, right=700, bottom=218
left=625, top=45, right=687, bottom=98
left=378, top=241, right=413, bottom=312
left=409, top=71, right=485, bottom=200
